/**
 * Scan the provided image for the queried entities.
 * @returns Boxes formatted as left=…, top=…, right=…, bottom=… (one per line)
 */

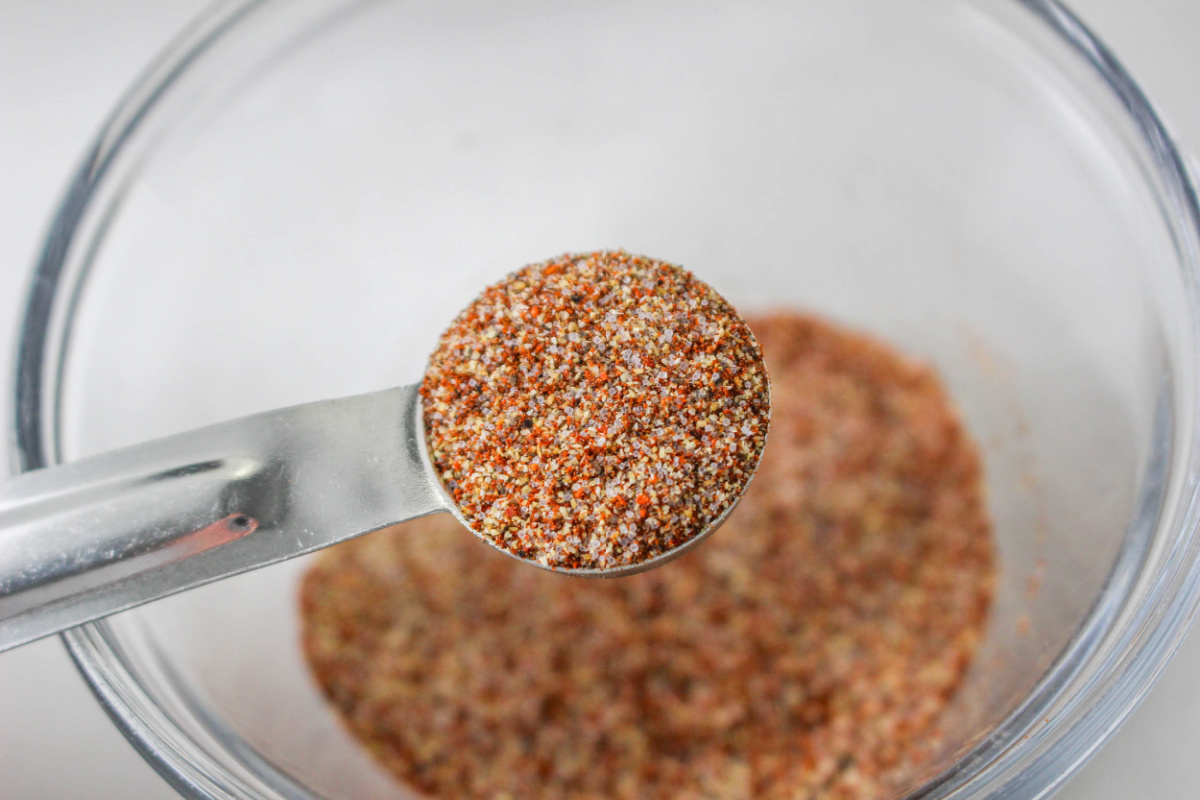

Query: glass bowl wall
left=11, top=1, right=1200, bottom=799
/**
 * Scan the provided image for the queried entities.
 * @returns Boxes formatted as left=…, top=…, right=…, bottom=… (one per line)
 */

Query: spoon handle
left=0, top=384, right=448, bottom=652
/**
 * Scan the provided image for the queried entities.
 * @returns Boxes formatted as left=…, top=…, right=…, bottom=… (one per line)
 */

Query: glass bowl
left=11, top=0, right=1200, bottom=798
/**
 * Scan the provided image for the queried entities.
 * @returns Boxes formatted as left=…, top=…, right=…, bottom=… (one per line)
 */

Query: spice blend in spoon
left=420, top=251, right=770, bottom=570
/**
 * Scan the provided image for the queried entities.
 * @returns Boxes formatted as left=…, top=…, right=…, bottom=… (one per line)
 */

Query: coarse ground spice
left=301, top=310, right=995, bottom=800
left=419, top=251, right=770, bottom=570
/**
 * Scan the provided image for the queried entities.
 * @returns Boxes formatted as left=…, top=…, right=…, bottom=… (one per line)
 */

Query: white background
left=1, top=1, right=1200, bottom=798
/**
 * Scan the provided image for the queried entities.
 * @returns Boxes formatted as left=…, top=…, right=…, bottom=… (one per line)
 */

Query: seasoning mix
left=420, top=251, right=771, bottom=570
left=302, top=310, right=996, bottom=800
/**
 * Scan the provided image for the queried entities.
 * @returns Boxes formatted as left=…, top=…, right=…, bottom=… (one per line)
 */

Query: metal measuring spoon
left=0, top=254, right=768, bottom=653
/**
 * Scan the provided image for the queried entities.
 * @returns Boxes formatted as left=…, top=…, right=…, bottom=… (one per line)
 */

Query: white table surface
left=2, top=2, right=1200, bottom=798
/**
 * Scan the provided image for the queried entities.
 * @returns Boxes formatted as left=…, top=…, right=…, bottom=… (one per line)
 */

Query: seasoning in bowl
left=420, top=250, right=771, bottom=570
left=302, top=310, right=996, bottom=800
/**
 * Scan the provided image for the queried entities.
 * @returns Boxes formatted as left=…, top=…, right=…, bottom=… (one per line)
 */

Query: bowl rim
left=10, top=1, right=1200, bottom=798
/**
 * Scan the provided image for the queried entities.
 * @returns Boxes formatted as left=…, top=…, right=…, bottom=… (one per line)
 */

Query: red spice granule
left=419, top=251, right=771, bottom=570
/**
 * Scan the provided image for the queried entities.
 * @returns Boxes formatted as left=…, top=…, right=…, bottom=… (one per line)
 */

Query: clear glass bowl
left=10, top=1, right=1200, bottom=798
